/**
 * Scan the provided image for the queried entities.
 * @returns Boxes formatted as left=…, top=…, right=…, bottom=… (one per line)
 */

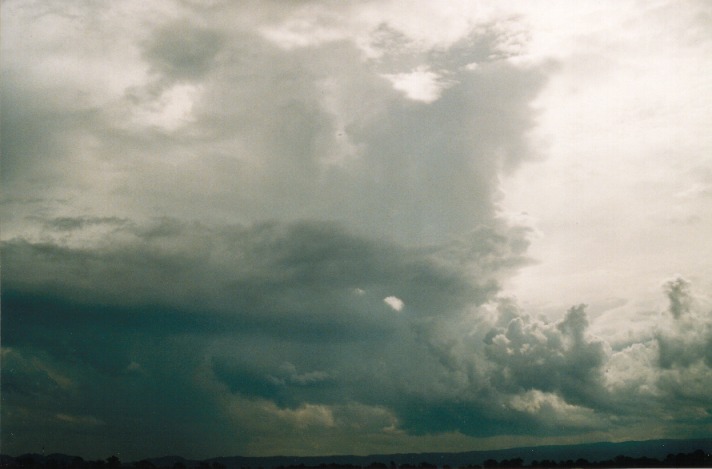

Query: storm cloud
left=2, top=0, right=712, bottom=461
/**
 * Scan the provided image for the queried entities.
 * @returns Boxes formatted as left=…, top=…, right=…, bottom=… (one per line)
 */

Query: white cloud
left=384, top=296, right=405, bottom=312
left=511, top=392, right=604, bottom=430
left=269, top=403, right=336, bottom=429
left=382, top=66, right=452, bottom=103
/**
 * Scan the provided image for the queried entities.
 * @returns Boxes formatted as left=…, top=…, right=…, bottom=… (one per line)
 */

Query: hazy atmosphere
left=2, top=0, right=711, bottom=461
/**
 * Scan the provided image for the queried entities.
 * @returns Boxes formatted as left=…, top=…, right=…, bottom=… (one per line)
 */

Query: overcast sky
left=2, top=0, right=711, bottom=461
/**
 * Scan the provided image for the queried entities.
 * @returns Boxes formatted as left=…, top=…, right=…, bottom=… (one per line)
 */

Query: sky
left=1, top=0, right=712, bottom=461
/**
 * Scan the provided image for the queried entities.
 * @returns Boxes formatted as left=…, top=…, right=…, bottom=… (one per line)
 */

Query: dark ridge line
left=2, top=438, right=711, bottom=469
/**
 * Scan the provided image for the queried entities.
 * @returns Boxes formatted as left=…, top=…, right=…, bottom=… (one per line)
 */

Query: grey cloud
left=664, top=277, right=692, bottom=319
left=2, top=9, right=547, bottom=248
left=656, top=278, right=712, bottom=370
left=367, top=24, right=488, bottom=74
left=657, top=332, right=712, bottom=370
left=271, top=362, right=330, bottom=386
left=142, top=20, right=224, bottom=83
left=601, top=278, right=712, bottom=428
left=1, top=216, right=524, bottom=404
left=327, top=61, right=546, bottom=243
left=1, top=216, right=530, bottom=448
left=123, top=30, right=545, bottom=244
left=484, top=305, right=608, bottom=409
left=3, top=219, right=517, bottom=332
left=0, top=72, right=99, bottom=190
left=43, top=216, right=129, bottom=231
left=5, top=0, right=711, bottom=459
left=3, top=218, right=712, bottom=455
left=1, top=348, right=67, bottom=400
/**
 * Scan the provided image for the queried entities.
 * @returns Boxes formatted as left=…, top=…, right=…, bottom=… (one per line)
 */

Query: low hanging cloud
left=2, top=216, right=531, bottom=454
left=2, top=219, right=523, bottom=334
left=4, top=215, right=712, bottom=457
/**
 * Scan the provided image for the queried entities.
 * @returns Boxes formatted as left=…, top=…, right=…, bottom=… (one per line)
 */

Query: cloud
left=664, top=277, right=692, bottom=319
left=483, top=304, right=608, bottom=409
left=1, top=0, right=547, bottom=248
left=1, top=348, right=71, bottom=398
left=1, top=217, right=522, bottom=380
left=656, top=278, right=712, bottom=371
left=602, top=277, right=712, bottom=425
left=55, top=413, right=106, bottom=427
left=142, top=20, right=224, bottom=83
left=2, top=0, right=712, bottom=460
left=506, top=390, right=604, bottom=430
left=3, top=218, right=712, bottom=456
left=269, top=362, right=330, bottom=386
left=382, top=66, right=453, bottom=103
left=383, top=296, right=405, bottom=312
left=0, top=215, right=526, bottom=454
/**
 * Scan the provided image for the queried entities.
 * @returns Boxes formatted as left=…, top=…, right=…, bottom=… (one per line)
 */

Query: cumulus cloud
left=601, top=277, right=712, bottom=426
left=483, top=305, right=608, bottom=409
left=657, top=278, right=712, bottom=371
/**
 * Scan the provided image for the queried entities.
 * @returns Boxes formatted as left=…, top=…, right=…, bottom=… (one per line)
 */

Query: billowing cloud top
left=2, top=0, right=712, bottom=461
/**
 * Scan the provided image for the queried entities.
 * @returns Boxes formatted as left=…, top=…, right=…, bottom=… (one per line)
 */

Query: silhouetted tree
left=498, top=458, right=522, bottom=468
left=366, top=463, right=387, bottom=469
left=107, top=456, right=121, bottom=469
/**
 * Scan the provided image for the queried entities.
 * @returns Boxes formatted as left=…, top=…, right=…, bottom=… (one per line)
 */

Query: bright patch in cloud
left=382, top=66, right=450, bottom=103
left=384, top=296, right=404, bottom=312
left=55, top=413, right=105, bottom=427
left=131, top=83, right=200, bottom=131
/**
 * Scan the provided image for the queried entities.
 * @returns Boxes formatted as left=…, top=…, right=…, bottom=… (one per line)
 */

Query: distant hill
left=197, top=438, right=712, bottom=468
left=2, top=438, right=711, bottom=469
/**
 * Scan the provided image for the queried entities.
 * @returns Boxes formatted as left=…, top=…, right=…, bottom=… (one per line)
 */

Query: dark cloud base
left=2, top=219, right=711, bottom=459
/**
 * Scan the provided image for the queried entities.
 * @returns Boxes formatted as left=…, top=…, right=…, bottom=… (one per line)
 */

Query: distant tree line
left=2, top=449, right=711, bottom=469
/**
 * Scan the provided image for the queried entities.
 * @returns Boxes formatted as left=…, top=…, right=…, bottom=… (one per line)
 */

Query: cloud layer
left=2, top=0, right=711, bottom=461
